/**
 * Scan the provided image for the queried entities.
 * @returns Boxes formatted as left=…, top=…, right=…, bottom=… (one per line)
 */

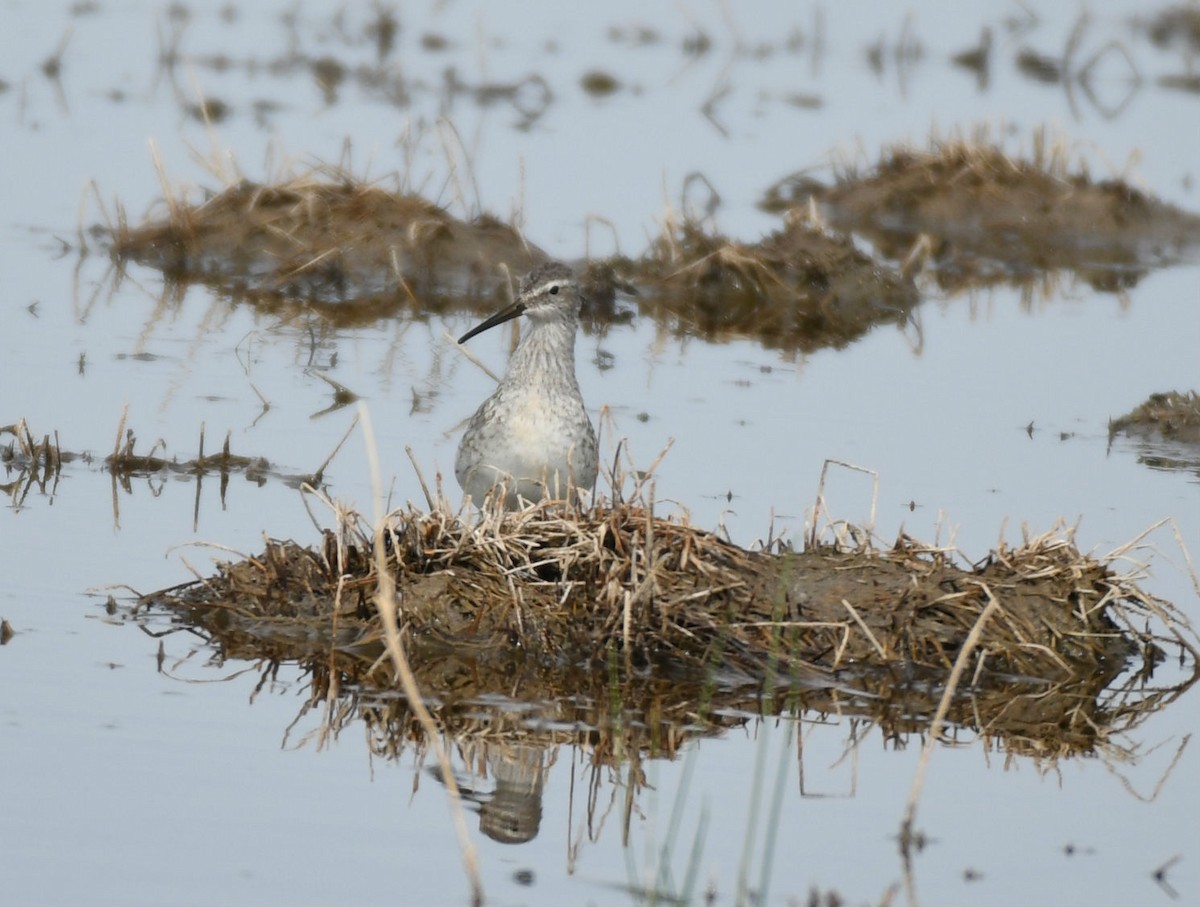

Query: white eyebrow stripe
left=528, top=278, right=574, bottom=295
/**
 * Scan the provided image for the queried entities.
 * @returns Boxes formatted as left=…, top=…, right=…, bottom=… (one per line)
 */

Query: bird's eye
left=549, top=284, right=559, bottom=295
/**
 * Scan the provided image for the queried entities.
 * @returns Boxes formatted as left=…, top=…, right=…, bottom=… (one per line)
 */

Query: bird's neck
left=506, top=319, right=578, bottom=387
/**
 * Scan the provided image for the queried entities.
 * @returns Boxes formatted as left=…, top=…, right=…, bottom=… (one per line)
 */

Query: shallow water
left=2, top=2, right=1199, bottom=905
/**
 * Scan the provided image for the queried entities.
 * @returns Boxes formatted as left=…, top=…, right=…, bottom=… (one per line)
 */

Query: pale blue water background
left=2, top=2, right=1198, bottom=904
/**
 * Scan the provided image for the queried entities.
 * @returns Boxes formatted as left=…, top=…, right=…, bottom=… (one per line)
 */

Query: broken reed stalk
left=359, top=403, right=484, bottom=907
left=405, top=444, right=435, bottom=511
left=311, top=414, right=358, bottom=487
left=111, top=404, right=129, bottom=463
left=840, top=598, right=886, bottom=660
left=809, top=459, right=879, bottom=550
left=148, top=138, right=184, bottom=231
left=1103, top=516, right=1200, bottom=648
left=899, top=581, right=1002, bottom=852
left=449, top=328, right=502, bottom=384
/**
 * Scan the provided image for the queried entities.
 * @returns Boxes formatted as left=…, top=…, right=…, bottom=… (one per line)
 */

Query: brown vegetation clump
left=1, top=418, right=331, bottom=513
left=105, top=158, right=918, bottom=353
left=141, top=497, right=1189, bottom=687
left=762, top=133, right=1200, bottom=290
left=111, top=169, right=542, bottom=319
left=1111, top=390, right=1200, bottom=446
left=105, top=133, right=1200, bottom=351
left=638, top=211, right=918, bottom=351
left=135, top=496, right=1198, bottom=760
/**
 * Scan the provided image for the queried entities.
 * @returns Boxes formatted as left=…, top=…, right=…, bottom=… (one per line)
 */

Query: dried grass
left=761, top=126, right=1200, bottom=293
left=139, top=480, right=1195, bottom=699
left=1110, top=389, right=1200, bottom=445
left=109, top=161, right=542, bottom=314
left=637, top=205, right=919, bottom=352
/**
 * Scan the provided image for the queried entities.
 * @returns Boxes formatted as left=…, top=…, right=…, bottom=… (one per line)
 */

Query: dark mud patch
left=762, top=137, right=1200, bottom=292
left=1109, top=390, right=1200, bottom=473
left=133, top=500, right=1198, bottom=759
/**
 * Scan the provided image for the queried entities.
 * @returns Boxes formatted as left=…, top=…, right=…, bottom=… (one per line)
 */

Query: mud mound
left=107, top=164, right=915, bottom=353
left=762, top=137, right=1200, bottom=290
left=106, top=138, right=1199, bottom=353
left=1109, top=389, right=1200, bottom=474
left=112, top=173, right=543, bottom=322
left=142, top=504, right=1165, bottom=682
left=636, top=212, right=918, bottom=351
left=1111, top=390, right=1200, bottom=445
left=134, top=497, right=1198, bottom=760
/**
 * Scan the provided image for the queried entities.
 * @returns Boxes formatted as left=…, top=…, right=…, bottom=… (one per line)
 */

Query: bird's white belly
left=458, top=390, right=595, bottom=505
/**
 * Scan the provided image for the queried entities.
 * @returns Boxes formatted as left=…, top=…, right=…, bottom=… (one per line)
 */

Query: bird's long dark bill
left=457, top=301, right=526, bottom=344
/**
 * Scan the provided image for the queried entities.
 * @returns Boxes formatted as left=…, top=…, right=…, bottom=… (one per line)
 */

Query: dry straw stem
left=1099, top=517, right=1200, bottom=658
left=446, top=327, right=502, bottom=384
left=359, top=404, right=483, bottom=907
left=0, top=419, right=62, bottom=473
left=899, top=581, right=1001, bottom=853
left=808, top=458, right=879, bottom=549
left=0, top=420, right=67, bottom=511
